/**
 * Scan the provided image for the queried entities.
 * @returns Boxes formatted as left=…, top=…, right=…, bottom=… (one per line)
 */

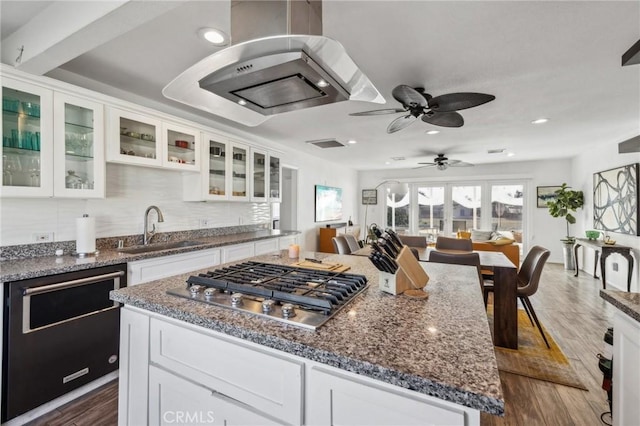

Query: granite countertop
left=0, top=230, right=298, bottom=283
left=110, top=251, right=504, bottom=416
left=600, top=289, right=640, bottom=323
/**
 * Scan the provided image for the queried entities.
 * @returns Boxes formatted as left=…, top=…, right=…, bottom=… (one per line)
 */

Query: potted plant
left=546, top=183, right=584, bottom=269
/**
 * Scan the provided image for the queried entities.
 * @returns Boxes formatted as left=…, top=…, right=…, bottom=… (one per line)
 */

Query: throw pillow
left=470, top=229, right=493, bottom=241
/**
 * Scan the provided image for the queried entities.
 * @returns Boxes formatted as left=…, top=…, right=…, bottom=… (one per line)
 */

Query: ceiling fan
left=415, top=153, right=474, bottom=171
left=350, top=85, right=495, bottom=133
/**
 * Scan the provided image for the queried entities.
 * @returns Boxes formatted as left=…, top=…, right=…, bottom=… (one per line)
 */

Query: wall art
left=536, top=185, right=562, bottom=208
left=593, top=163, right=639, bottom=236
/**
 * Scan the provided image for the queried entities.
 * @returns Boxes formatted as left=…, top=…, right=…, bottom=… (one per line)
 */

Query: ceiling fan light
left=531, top=118, right=548, bottom=125
left=437, top=163, right=448, bottom=171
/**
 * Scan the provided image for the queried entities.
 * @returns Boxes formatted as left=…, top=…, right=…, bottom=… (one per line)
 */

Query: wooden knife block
left=378, top=246, right=429, bottom=296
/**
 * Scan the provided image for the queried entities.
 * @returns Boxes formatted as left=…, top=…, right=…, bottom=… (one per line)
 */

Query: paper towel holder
left=75, top=214, right=99, bottom=258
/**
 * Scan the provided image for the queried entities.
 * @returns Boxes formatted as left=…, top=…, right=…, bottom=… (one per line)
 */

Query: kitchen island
left=111, top=251, right=503, bottom=425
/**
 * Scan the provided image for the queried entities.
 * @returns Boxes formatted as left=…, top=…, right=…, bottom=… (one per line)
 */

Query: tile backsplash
left=1, top=163, right=271, bottom=247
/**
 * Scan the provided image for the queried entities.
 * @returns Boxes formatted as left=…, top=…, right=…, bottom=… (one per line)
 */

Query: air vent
left=391, top=157, right=406, bottom=161
left=306, top=139, right=345, bottom=149
left=487, top=148, right=506, bottom=154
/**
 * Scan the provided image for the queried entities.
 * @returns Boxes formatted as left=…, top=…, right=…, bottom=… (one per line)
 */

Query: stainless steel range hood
left=162, top=0, right=384, bottom=126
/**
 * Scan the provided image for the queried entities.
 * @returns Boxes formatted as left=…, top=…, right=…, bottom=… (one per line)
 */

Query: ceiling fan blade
left=392, top=85, right=428, bottom=108
left=417, top=162, right=437, bottom=166
left=448, top=160, right=475, bottom=167
left=349, top=108, right=406, bottom=116
left=387, top=114, right=417, bottom=133
left=429, top=93, right=495, bottom=112
left=421, top=111, right=464, bottom=127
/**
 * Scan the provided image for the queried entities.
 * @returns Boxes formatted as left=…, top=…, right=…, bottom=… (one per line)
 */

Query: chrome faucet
left=143, top=205, right=164, bottom=245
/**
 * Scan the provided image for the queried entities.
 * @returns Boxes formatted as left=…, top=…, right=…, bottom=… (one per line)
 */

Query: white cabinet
left=149, top=317, right=303, bottom=425
left=269, top=153, right=282, bottom=201
left=222, top=242, right=255, bottom=263
left=254, top=238, right=280, bottom=256
left=127, top=248, right=221, bottom=285
left=230, top=141, right=250, bottom=201
left=162, top=121, right=200, bottom=171
left=53, top=92, right=105, bottom=198
left=1, top=76, right=105, bottom=199
left=250, top=147, right=267, bottom=202
left=612, top=311, right=640, bottom=426
left=1, top=77, right=53, bottom=197
left=107, top=107, right=200, bottom=172
left=306, top=366, right=471, bottom=426
left=149, top=366, right=282, bottom=426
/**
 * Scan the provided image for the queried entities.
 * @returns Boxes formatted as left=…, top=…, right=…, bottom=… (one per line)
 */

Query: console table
left=574, top=238, right=635, bottom=292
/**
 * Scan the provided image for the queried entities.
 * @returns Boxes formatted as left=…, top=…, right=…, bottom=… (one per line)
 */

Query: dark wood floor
left=28, top=263, right=614, bottom=426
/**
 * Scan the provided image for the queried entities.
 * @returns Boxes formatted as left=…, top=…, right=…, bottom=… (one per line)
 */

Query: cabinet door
left=107, top=107, right=162, bottom=167
left=204, top=134, right=229, bottom=200
left=149, top=366, right=282, bottom=426
left=53, top=93, right=105, bottom=198
left=230, top=142, right=249, bottom=201
left=1, top=77, right=54, bottom=197
left=251, top=148, right=267, bottom=202
left=162, top=121, right=200, bottom=171
left=269, top=153, right=281, bottom=202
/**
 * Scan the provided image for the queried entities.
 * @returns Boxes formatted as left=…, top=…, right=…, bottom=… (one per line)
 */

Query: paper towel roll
left=76, top=215, right=96, bottom=254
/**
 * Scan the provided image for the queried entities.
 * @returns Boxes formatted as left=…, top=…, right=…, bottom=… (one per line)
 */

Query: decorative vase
left=562, top=241, right=575, bottom=270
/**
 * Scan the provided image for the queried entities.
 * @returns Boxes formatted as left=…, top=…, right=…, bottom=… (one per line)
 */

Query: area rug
left=488, top=308, right=588, bottom=390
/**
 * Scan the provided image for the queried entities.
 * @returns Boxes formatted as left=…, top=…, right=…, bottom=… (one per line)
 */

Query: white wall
left=571, top=141, right=639, bottom=292
left=358, top=158, right=574, bottom=264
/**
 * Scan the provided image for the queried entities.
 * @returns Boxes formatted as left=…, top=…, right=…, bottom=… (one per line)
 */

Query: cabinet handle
left=22, top=270, right=125, bottom=296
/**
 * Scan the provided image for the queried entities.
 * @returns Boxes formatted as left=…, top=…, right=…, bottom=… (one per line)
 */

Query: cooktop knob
left=281, top=303, right=296, bottom=318
left=189, top=285, right=203, bottom=296
left=262, top=299, right=276, bottom=313
left=204, top=288, right=216, bottom=299
left=230, top=293, right=243, bottom=306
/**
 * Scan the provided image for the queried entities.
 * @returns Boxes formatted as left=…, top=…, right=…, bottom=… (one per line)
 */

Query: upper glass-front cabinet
left=251, top=148, right=267, bottom=202
left=162, top=121, right=199, bottom=171
left=1, top=78, right=54, bottom=197
left=269, top=154, right=281, bottom=202
left=108, top=107, right=162, bottom=167
left=53, top=93, right=105, bottom=198
left=204, top=135, right=228, bottom=200
left=231, top=143, right=249, bottom=201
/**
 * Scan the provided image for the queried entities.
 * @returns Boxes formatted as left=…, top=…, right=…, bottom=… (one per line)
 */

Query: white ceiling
left=1, top=1, right=639, bottom=171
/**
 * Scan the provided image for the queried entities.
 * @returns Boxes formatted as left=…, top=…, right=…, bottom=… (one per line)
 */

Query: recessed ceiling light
left=197, top=27, right=229, bottom=46
left=426, top=130, right=440, bottom=135
left=507, top=152, right=515, bottom=157
left=347, top=139, right=357, bottom=144
left=531, top=118, right=548, bottom=125
left=385, top=161, right=391, bottom=165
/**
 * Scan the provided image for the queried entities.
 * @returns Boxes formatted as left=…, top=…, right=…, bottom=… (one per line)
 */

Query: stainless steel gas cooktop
left=167, top=261, right=368, bottom=330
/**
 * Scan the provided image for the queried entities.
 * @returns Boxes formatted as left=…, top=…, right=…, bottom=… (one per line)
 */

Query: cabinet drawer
left=307, top=366, right=467, bottom=426
left=222, top=243, right=255, bottom=263
left=128, top=248, right=220, bottom=285
left=149, top=318, right=303, bottom=425
left=149, top=365, right=283, bottom=426
left=254, top=238, right=279, bottom=255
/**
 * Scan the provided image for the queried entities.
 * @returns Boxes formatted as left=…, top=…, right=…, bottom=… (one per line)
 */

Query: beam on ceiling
left=622, top=39, right=640, bottom=66
left=618, top=135, right=640, bottom=153
left=1, top=1, right=182, bottom=75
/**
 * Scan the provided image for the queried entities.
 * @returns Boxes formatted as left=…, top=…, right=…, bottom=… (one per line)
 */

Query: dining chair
left=343, top=234, right=361, bottom=252
left=331, top=236, right=352, bottom=254
left=484, top=245, right=551, bottom=348
left=398, top=235, right=428, bottom=248
left=428, top=250, right=483, bottom=288
left=435, top=236, right=473, bottom=251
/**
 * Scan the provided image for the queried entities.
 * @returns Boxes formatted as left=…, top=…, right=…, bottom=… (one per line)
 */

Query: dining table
left=352, top=245, right=520, bottom=349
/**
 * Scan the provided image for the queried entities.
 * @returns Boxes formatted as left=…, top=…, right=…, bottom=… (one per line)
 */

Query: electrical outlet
left=612, top=262, right=619, bottom=272
left=199, top=219, right=209, bottom=228
left=33, top=232, right=54, bottom=242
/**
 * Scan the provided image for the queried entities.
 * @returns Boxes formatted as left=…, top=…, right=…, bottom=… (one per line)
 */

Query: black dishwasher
left=2, top=263, right=127, bottom=422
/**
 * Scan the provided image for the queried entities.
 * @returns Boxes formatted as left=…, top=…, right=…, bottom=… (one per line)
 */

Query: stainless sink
left=117, top=240, right=204, bottom=254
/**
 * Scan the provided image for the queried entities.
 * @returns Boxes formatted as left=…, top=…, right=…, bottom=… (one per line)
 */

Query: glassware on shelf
left=28, top=157, right=40, bottom=187
left=3, top=155, right=20, bottom=186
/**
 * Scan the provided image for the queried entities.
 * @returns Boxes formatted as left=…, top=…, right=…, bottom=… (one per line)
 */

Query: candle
left=288, top=244, right=300, bottom=259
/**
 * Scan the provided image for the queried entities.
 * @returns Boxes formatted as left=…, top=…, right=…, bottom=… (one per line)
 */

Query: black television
left=314, top=185, right=343, bottom=222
